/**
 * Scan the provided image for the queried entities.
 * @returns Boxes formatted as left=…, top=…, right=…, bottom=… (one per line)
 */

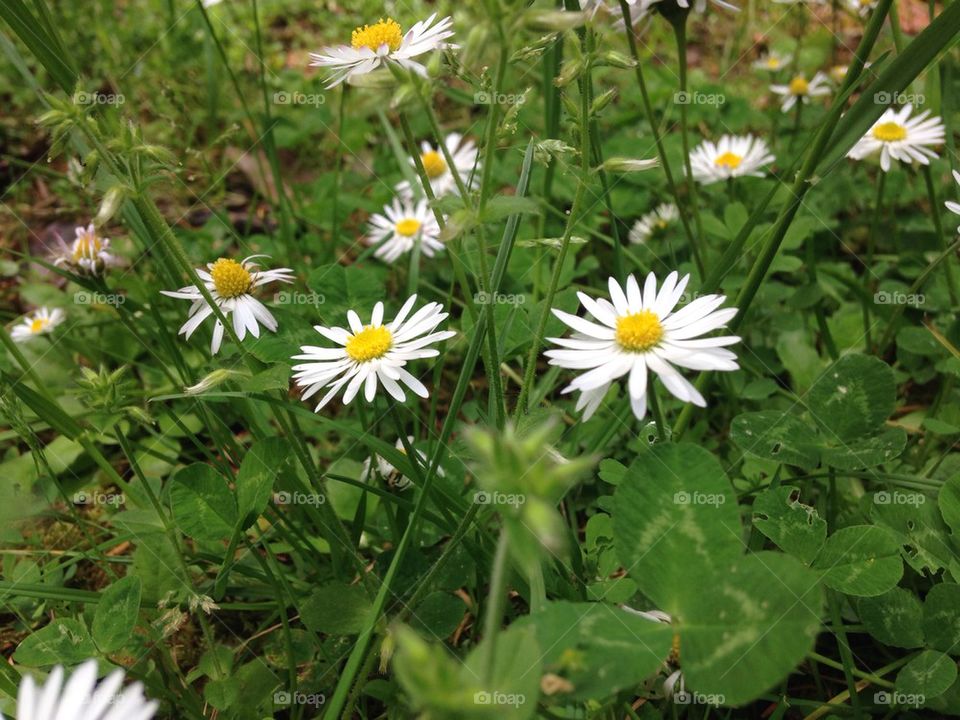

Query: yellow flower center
left=872, top=122, right=907, bottom=142
left=421, top=150, right=447, bottom=179
left=209, top=258, right=252, bottom=299
left=351, top=18, right=402, bottom=53
left=346, top=325, right=393, bottom=362
left=29, top=318, right=48, bottom=333
left=395, top=218, right=422, bottom=237
left=73, top=232, right=102, bottom=260
left=788, top=76, right=809, bottom=95
left=714, top=152, right=743, bottom=170
left=615, top=310, right=663, bottom=352
left=766, top=57, right=781, bottom=69
left=860, top=0, right=872, bottom=6
left=671, top=633, right=681, bottom=663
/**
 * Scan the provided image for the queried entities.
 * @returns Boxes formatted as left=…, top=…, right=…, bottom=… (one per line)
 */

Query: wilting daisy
left=361, top=436, right=444, bottom=490
left=847, top=105, right=945, bottom=172
left=655, top=0, right=739, bottom=12
left=161, top=255, right=294, bottom=355
left=367, top=198, right=443, bottom=263
left=689, top=135, right=775, bottom=185
left=308, top=14, right=455, bottom=88
left=770, top=72, right=830, bottom=112
left=54, top=223, right=117, bottom=275
left=944, top=170, right=960, bottom=233
left=629, top=204, right=679, bottom=245
left=10, top=307, right=65, bottom=343
left=544, top=272, right=740, bottom=420
left=292, top=295, right=456, bottom=411
left=622, top=607, right=684, bottom=699
left=4, top=659, right=158, bottom=720
left=846, top=0, right=876, bottom=15
left=397, top=133, right=479, bottom=201
left=753, top=51, right=792, bottom=72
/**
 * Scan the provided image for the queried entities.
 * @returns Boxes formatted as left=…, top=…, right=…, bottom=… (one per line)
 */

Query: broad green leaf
left=857, top=588, right=924, bottom=648
left=409, top=592, right=466, bottom=640
left=14, top=619, right=97, bottom=666
left=300, top=584, right=371, bottom=635
left=819, top=427, right=907, bottom=470
left=169, top=463, right=237, bottom=542
left=939, top=474, right=960, bottom=536
left=92, top=576, right=141, bottom=653
left=731, top=412, right=820, bottom=470
left=923, top=584, right=960, bottom=657
left=613, top=443, right=742, bottom=611
left=807, top=354, right=895, bottom=441
left=517, top=601, right=673, bottom=701
left=872, top=498, right=955, bottom=578
left=676, top=552, right=822, bottom=706
left=811, top=525, right=902, bottom=596
left=235, top=438, right=290, bottom=529
left=751, top=486, right=826, bottom=564
left=461, top=625, right=541, bottom=720
left=204, top=678, right=240, bottom=711
left=896, top=650, right=957, bottom=701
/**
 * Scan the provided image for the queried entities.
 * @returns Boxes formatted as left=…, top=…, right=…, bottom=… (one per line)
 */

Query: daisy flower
left=689, top=135, right=775, bottom=185
left=397, top=133, right=479, bottom=201
left=847, top=0, right=877, bottom=15
left=308, top=14, right=455, bottom=88
left=944, top=170, right=960, bottom=233
left=629, top=203, right=679, bottom=245
left=367, top=198, right=443, bottom=263
left=54, top=223, right=117, bottom=275
left=622, top=607, right=685, bottom=700
left=847, top=105, right=945, bottom=172
left=770, top=71, right=830, bottom=112
left=656, top=0, right=739, bottom=12
left=10, top=307, right=65, bottom=343
left=292, top=295, right=456, bottom=411
left=4, top=659, right=158, bottom=720
left=544, top=272, right=740, bottom=420
left=361, top=436, right=444, bottom=490
left=753, top=51, right=792, bottom=73
left=161, top=255, right=294, bottom=355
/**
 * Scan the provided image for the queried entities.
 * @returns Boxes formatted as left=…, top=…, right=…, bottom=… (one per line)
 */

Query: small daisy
left=629, top=203, right=679, bottom=245
left=161, top=255, right=294, bottom=355
left=753, top=51, right=792, bottom=73
left=10, top=307, right=65, bottom=343
left=944, top=170, right=960, bottom=233
left=361, top=436, right=444, bottom=490
left=54, top=223, right=117, bottom=275
left=689, top=135, right=775, bottom=185
left=4, top=659, right=158, bottom=720
left=656, top=0, right=739, bottom=12
left=292, top=295, right=456, bottom=411
left=367, top=198, right=443, bottom=263
left=544, top=272, right=740, bottom=420
left=622, top=607, right=685, bottom=699
left=397, top=133, right=480, bottom=201
left=846, top=0, right=877, bottom=15
left=770, top=71, right=830, bottom=112
left=308, top=14, right=456, bottom=88
left=847, top=105, right=945, bottom=172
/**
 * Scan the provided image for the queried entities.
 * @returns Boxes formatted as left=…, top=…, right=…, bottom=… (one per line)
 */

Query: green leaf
left=807, top=354, right=895, bottom=441
left=872, top=497, right=955, bottom=578
left=731, top=412, right=820, bottom=470
left=751, top=486, right=826, bottom=564
left=939, top=474, right=960, bottom=536
left=811, top=525, right=903, bottom=596
left=517, top=601, right=673, bottom=701
left=896, top=650, right=957, bottom=702
left=923, top=583, right=960, bottom=657
left=482, top=195, right=541, bottom=222
left=857, top=588, right=924, bottom=648
left=92, top=576, right=141, bottom=653
left=819, top=427, right=907, bottom=470
left=409, top=592, right=467, bottom=640
left=613, top=443, right=742, bottom=611
left=300, top=584, right=371, bottom=635
left=14, top=619, right=97, bottom=666
left=235, top=438, right=290, bottom=529
left=170, top=463, right=237, bottom=542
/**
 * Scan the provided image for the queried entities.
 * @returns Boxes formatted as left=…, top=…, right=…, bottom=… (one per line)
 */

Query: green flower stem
left=648, top=380, right=668, bottom=442
left=863, top=170, right=886, bottom=350
left=481, top=530, right=511, bottom=684
left=804, top=234, right=839, bottom=360
left=827, top=590, right=863, bottom=718
left=921, top=165, right=959, bottom=305
left=619, top=0, right=703, bottom=279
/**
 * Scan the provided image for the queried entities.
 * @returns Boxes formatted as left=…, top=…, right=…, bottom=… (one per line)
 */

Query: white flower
left=292, top=295, right=456, bottom=411
left=308, top=14, right=456, bottom=88
left=544, top=272, right=740, bottom=421
left=689, top=135, right=775, bottom=185
left=846, top=0, right=877, bottom=15
left=10, top=307, right=65, bottom=343
left=663, top=0, right=739, bottom=12
left=54, top=223, right=117, bottom=276
left=629, top=204, right=679, bottom=245
left=4, top=659, right=158, bottom=720
left=161, top=255, right=294, bottom=355
left=944, top=170, right=960, bottom=233
left=622, top=606, right=683, bottom=698
left=753, top=51, right=792, bottom=72
left=847, top=105, right=945, bottom=172
left=773, top=0, right=826, bottom=4
left=770, top=71, right=831, bottom=112
left=397, top=133, right=479, bottom=201
left=367, top=198, right=443, bottom=263
left=361, top=436, right=443, bottom=490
